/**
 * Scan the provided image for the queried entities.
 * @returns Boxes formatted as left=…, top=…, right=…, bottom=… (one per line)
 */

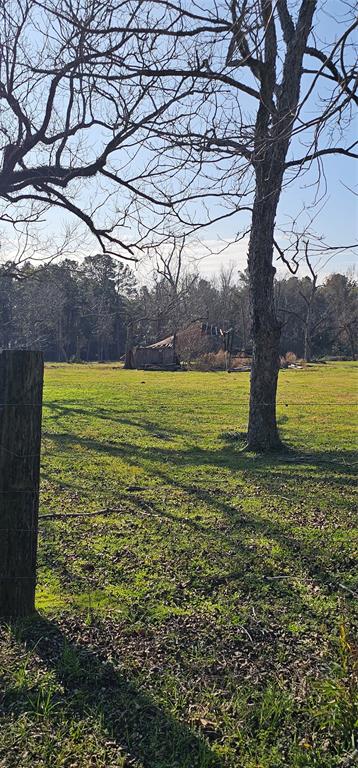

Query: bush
left=230, top=356, right=251, bottom=368
left=190, top=352, right=254, bottom=371
left=190, top=350, right=227, bottom=370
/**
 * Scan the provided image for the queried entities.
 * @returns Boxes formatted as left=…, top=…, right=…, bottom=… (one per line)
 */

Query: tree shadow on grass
left=128, top=474, right=354, bottom=610
left=1, top=615, right=222, bottom=768
left=39, top=427, right=357, bottom=626
left=43, top=428, right=357, bottom=495
left=44, top=419, right=356, bottom=463
left=44, top=402, right=191, bottom=439
left=149, top=462, right=357, bottom=593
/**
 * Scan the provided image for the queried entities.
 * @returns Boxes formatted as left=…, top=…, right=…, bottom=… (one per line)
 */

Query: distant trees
left=321, top=273, right=358, bottom=361
left=277, top=272, right=357, bottom=361
left=0, top=256, right=137, bottom=361
left=1, top=256, right=356, bottom=362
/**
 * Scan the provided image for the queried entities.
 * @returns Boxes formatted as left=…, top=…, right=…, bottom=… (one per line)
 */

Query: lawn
left=1, top=362, right=357, bottom=767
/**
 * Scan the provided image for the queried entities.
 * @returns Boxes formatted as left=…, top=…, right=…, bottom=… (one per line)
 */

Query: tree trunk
left=124, top=322, right=134, bottom=369
left=247, top=186, right=282, bottom=451
left=76, top=335, right=81, bottom=361
left=0, top=350, right=43, bottom=618
left=57, top=316, right=66, bottom=362
left=241, top=304, right=247, bottom=349
left=346, top=324, right=356, bottom=360
left=303, top=307, right=312, bottom=362
left=245, top=0, right=316, bottom=450
left=302, top=267, right=317, bottom=363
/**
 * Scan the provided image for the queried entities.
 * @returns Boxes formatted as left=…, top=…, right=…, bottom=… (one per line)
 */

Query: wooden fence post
left=0, top=351, right=44, bottom=618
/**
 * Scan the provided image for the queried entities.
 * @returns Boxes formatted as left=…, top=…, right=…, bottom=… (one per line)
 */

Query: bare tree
left=137, top=0, right=357, bottom=449
left=0, top=0, right=206, bottom=259
left=299, top=244, right=318, bottom=363
left=276, top=227, right=357, bottom=361
left=275, top=240, right=319, bottom=362
left=124, top=236, right=199, bottom=367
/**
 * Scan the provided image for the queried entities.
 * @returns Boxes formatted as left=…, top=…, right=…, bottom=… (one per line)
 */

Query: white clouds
left=186, top=238, right=250, bottom=278
left=134, top=236, right=250, bottom=285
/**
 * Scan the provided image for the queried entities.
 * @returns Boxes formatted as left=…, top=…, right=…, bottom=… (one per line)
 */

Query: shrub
left=230, top=356, right=251, bottom=368
left=190, top=350, right=227, bottom=370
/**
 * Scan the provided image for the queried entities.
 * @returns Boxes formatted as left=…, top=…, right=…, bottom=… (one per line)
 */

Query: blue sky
left=2, top=0, right=357, bottom=282
left=186, top=1, right=358, bottom=281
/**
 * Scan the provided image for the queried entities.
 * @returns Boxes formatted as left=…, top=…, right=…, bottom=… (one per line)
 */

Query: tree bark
left=246, top=0, right=316, bottom=450
left=0, top=350, right=43, bottom=618
left=346, top=323, right=356, bottom=360
left=303, top=302, right=314, bottom=362
left=124, top=321, right=134, bottom=369
left=303, top=322, right=310, bottom=363
left=247, top=182, right=282, bottom=451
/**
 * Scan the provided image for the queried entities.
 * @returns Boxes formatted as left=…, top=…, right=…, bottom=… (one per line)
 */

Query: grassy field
left=1, top=362, right=357, bottom=767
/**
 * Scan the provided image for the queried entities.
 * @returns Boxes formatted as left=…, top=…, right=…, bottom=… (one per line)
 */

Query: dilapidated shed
left=131, top=335, right=180, bottom=370
left=130, top=322, right=224, bottom=370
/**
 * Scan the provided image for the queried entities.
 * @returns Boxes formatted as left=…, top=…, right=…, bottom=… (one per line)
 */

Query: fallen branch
left=39, top=506, right=123, bottom=521
left=337, top=582, right=358, bottom=598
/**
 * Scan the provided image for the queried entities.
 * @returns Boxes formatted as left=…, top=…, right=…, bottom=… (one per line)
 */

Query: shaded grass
left=1, top=362, right=357, bottom=767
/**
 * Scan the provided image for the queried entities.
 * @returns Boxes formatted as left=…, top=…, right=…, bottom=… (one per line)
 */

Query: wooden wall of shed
left=133, top=346, right=177, bottom=369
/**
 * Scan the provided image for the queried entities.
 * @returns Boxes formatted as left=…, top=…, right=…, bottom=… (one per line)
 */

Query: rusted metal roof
left=146, top=335, right=174, bottom=349
left=144, top=323, right=224, bottom=350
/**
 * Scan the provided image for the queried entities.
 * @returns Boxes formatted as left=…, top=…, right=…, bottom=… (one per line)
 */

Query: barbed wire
left=1, top=401, right=357, bottom=407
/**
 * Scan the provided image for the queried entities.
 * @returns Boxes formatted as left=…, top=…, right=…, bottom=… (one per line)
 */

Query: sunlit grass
left=1, top=362, right=357, bottom=767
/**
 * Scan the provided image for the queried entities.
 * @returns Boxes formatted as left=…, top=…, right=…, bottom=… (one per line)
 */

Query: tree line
left=1, top=256, right=356, bottom=363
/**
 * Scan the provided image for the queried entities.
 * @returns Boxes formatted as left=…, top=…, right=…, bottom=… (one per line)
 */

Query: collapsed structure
left=128, top=322, right=225, bottom=370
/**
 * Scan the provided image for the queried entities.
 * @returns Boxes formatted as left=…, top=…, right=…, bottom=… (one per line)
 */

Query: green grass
left=1, top=362, right=357, bottom=767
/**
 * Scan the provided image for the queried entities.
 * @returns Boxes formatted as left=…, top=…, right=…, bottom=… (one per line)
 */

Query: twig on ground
left=39, top=507, right=123, bottom=521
